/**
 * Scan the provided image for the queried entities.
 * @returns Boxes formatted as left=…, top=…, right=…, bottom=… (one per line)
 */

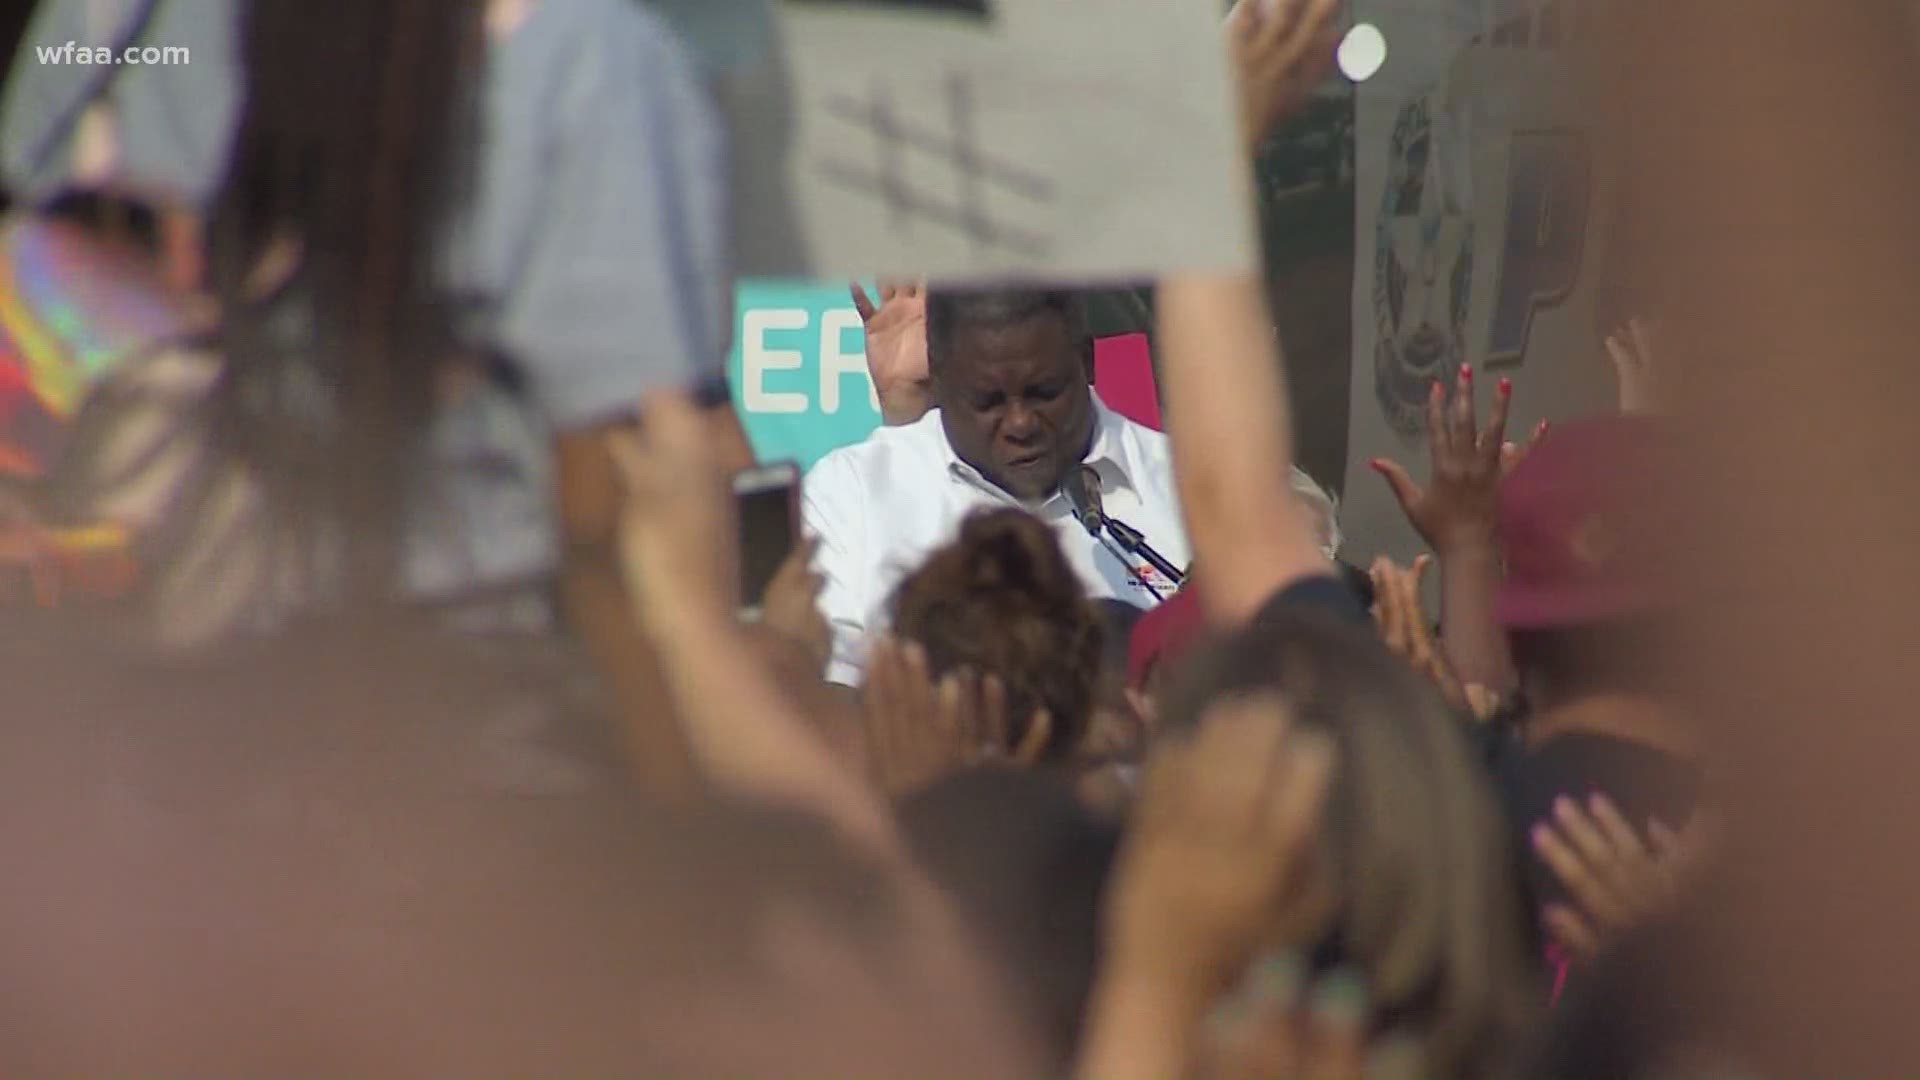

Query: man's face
left=934, top=316, right=1095, bottom=501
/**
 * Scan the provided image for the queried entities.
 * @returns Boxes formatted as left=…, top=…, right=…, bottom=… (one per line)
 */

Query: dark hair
left=924, top=287, right=1091, bottom=374
left=888, top=509, right=1103, bottom=761
left=1092, top=598, right=1146, bottom=686
left=207, top=0, right=482, bottom=601
left=1509, top=618, right=1672, bottom=706
left=899, top=768, right=1119, bottom=1068
left=1160, top=610, right=1537, bottom=1078
left=36, top=2, right=483, bottom=643
left=1337, top=560, right=1377, bottom=610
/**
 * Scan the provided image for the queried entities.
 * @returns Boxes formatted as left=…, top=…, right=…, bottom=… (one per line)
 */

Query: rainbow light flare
left=0, top=219, right=195, bottom=479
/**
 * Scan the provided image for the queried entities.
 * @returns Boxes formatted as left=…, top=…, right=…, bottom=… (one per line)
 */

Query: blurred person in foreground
left=0, top=2, right=1044, bottom=1072
left=900, top=767, right=1122, bottom=1070
left=1369, top=329, right=1704, bottom=985
left=1083, top=607, right=1538, bottom=1080
left=0, top=627, right=1038, bottom=1075
left=1517, top=0, right=1920, bottom=1072
left=1482, top=417, right=1703, bottom=984
left=2, top=0, right=748, bottom=794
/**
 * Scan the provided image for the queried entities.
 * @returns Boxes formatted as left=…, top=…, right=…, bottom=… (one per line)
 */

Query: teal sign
left=727, top=280, right=883, bottom=470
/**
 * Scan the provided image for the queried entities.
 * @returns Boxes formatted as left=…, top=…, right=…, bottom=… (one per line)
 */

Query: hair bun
left=957, top=509, right=1079, bottom=607
left=887, top=508, right=1104, bottom=762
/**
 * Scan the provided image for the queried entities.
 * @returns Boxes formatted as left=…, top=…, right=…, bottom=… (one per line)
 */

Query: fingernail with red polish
left=1459, top=363, right=1473, bottom=380
left=1498, top=377, right=1512, bottom=395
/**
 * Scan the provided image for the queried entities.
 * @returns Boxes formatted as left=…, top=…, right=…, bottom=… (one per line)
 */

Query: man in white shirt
left=803, top=287, right=1194, bottom=687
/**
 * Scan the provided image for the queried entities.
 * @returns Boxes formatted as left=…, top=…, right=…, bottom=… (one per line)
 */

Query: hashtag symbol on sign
left=819, top=71, right=1054, bottom=257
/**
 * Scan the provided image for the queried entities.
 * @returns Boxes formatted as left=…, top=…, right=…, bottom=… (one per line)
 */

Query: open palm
left=851, top=282, right=931, bottom=425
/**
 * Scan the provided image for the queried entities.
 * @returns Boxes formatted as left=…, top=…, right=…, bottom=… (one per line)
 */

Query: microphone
left=1071, top=462, right=1186, bottom=588
left=1063, top=465, right=1106, bottom=538
left=1064, top=465, right=1178, bottom=603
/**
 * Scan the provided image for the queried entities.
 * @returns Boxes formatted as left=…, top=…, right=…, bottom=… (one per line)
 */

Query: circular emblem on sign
left=1372, top=94, right=1475, bottom=439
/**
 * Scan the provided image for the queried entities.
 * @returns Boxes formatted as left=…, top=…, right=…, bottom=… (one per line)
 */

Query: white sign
left=755, top=0, right=1256, bottom=281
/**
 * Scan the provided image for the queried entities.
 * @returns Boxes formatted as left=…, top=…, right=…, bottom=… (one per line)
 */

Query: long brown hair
left=208, top=0, right=482, bottom=601
left=1161, top=609, right=1538, bottom=1078
left=39, top=1, right=485, bottom=637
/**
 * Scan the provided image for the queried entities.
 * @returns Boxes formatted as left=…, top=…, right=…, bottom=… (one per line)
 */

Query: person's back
left=1, top=0, right=733, bottom=625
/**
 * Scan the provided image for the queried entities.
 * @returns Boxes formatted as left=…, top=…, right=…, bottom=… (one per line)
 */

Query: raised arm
left=614, top=391, right=899, bottom=856
left=1160, top=0, right=1342, bottom=626
left=1160, top=273, right=1330, bottom=625
left=1368, top=367, right=1516, bottom=691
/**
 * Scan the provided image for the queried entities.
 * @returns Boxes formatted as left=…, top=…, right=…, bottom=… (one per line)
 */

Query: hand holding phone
left=733, top=462, right=801, bottom=618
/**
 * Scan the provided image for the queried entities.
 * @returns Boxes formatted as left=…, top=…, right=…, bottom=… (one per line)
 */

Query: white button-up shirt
left=803, top=398, right=1194, bottom=687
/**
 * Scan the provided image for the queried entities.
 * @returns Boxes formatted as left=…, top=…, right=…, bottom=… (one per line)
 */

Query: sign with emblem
left=1344, top=0, right=1620, bottom=561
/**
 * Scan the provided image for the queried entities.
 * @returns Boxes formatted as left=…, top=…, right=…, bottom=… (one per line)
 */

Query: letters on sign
left=739, top=307, right=881, bottom=415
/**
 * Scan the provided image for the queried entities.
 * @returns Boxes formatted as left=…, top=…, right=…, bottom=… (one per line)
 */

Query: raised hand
left=1369, top=365, right=1513, bottom=556
left=761, top=537, right=831, bottom=672
left=851, top=281, right=931, bottom=426
left=860, top=639, right=1046, bottom=796
left=1533, top=795, right=1702, bottom=958
left=610, top=390, right=738, bottom=632
left=1369, top=555, right=1481, bottom=716
left=1227, top=0, right=1342, bottom=153
left=1604, top=317, right=1661, bottom=415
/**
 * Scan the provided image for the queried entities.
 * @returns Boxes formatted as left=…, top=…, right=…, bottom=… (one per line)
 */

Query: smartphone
left=733, top=462, right=801, bottom=618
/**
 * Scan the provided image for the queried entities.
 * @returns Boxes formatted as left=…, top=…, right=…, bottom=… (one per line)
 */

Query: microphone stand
left=1105, top=516, right=1187, bottom=588
left=1073, top=511, right=1171, bottom=604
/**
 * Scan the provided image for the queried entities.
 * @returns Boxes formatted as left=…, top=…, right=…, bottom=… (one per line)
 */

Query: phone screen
left=737, top=474, right=798, bottom=610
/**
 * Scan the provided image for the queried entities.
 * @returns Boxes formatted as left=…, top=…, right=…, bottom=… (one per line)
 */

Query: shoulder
left=496, top=0, right=703, bottom=108
left=504, top=0, right=682, bottom=55
left=807, top=416, right=947, bottom=492
left=1100, top=408, right=1177, bottom=494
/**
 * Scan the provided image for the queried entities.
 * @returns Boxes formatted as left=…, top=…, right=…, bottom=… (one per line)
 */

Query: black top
left=1492, top=730, right=1703, bottom=916
left=1251, top=573, right=1374, bottom=631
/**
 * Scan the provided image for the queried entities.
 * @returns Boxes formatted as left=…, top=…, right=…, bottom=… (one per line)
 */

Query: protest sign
left=729, top=280, right=882, bottom=470
left=741, top=0, right=1254, bottom=280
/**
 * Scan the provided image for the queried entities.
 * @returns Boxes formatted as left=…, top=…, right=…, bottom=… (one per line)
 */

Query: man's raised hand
left=851, top=281, right=931, bottom=426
